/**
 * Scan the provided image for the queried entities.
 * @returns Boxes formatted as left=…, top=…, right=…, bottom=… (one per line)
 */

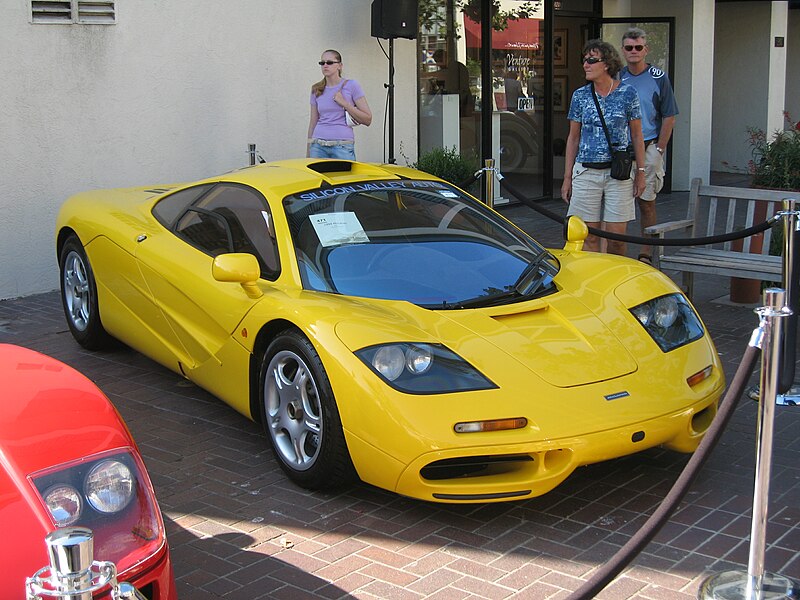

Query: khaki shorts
left=634, top=144, right=665, bottom=202
left=567, top=163, right=636, bottom=223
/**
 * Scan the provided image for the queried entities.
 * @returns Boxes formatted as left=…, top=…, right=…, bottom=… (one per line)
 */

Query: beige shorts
left=634, top=144, right=665, bottom=202
left=567, top=163, right=636, bottom=223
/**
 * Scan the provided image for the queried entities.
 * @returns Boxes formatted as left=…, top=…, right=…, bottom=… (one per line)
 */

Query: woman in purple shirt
left=307, top=49, right=372, bottom=160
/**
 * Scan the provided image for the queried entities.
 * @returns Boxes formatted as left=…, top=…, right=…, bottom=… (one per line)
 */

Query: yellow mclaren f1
left=56, top=159, right=724, bottom=503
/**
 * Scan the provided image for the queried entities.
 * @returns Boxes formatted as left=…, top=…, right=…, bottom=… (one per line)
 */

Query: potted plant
left=728, top=113, right=800, bottom=303
left=748, top=111, right=800, bottom=192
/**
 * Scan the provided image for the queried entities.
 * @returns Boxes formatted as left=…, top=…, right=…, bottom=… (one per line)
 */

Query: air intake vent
left=31, top=1, right=116, bottom=24
left=307, top=161, right=354, bottom=174
left=31, top=1, right=72, bottom=23
left=77, top=1, right=115, bottom=23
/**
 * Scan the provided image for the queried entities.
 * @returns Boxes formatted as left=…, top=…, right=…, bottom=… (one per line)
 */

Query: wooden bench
left=645, top=178, right=795, bottom=299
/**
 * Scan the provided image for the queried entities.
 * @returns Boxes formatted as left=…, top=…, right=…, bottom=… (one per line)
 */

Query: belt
left=311, top=139, right=354, bottom=147
left=644, top=138, right=658, bottom=147
left=582, top=161, right=611, bottom=169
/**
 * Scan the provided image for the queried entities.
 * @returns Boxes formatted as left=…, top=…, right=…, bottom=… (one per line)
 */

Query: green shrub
left=412, top=146, right=479, bottom=191
left=748, top=112, right=800, bottom=191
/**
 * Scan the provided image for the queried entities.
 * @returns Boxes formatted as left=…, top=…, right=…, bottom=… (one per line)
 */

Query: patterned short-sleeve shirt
left=567, top=82, right=641, bottom=163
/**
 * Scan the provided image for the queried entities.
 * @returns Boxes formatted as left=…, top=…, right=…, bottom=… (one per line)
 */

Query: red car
left=1, top=344, right=176, bottom=599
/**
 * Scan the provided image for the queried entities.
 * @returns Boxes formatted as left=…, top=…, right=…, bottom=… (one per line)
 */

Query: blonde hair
left=312, top=49, right=343, bottom=97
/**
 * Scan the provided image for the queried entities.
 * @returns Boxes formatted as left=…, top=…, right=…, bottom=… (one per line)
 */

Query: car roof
left=212, top=159, right=437, bottom=192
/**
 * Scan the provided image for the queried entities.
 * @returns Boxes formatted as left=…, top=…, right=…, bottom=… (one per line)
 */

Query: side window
left=152, top=184, right=214, bottom=228
left=175, top=209, right=232, bottom=256
left=179, top=184, right=280, bottom=279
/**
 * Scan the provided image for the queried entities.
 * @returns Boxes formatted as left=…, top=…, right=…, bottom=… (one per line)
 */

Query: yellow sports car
left=56, top=159, right=724, bottom=503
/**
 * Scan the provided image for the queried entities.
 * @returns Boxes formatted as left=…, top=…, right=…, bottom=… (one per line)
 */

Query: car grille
left=420, top=454, right=535, bottom=480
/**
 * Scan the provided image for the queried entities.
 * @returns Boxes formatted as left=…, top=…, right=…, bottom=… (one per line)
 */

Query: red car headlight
left=42, top=484, right=83, bottom=526
left=29, top=448, right=164, bottom=574
left=85, top=459, right=135, bottom=514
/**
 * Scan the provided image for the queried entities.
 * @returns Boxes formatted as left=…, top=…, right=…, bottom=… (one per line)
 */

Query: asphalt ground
left=3, top=183, right=798, bottom=599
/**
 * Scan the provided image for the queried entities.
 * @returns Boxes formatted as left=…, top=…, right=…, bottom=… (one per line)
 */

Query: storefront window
left=418, top=0, right=545, bottom=201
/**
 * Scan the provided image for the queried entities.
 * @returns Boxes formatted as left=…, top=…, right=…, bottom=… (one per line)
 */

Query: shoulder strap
left=590, top=83, right=614, bottom=152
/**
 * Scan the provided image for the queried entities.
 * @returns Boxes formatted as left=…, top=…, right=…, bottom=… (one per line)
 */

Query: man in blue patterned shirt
left=562, top=40, right=646, bottom=255
left=620, top=27, right=679, bottom=263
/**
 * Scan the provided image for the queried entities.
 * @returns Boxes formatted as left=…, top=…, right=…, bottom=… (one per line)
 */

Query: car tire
left=259, top=330, right=357, bottom=489
left=59, top=235, right=112, bottom=349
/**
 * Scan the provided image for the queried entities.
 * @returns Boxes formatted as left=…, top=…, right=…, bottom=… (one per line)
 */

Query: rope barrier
left=499, top=176, right=779, bottom=247
left=567, top=343, right=762, bottom=600
left=456, top=171, right=480, bottom=191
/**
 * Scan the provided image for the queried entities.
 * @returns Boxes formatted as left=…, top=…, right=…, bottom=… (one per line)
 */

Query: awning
left=463, top=16, right=540, bottom=50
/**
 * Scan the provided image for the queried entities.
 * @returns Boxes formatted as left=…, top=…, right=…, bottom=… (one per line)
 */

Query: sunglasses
left=319, top=60, right=340, bottom=66
left=623, top=44, right=645, bottom=51
left=582, top=56, right=604, bottom=64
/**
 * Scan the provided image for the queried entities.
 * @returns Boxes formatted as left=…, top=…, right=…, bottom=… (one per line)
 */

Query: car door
left=136, top=182, right=280, bottom=371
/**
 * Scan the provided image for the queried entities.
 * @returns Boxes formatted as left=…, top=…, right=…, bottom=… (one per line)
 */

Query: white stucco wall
left=712, top=3, right=773, bottom=174
left=787, top=9, right=800, bottom=126
left=0, top=0, right=418, bottom=300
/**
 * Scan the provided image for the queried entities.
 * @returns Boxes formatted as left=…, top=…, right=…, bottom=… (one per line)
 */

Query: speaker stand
left=386, top=37, right=396, bottom=164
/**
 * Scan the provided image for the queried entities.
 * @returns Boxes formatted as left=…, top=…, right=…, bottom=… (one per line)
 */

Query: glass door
left=418, top=1, right=481, bottom=170
left=417, top=0, right=546, bottom=202
left=490, top=6, right=546, bottom=202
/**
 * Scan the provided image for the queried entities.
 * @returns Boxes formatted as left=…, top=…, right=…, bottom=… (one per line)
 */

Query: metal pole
left=778, top=199, right=798, bottom=398
left=388, top=37, right=396, bottom=164
left=483, top=159, right=495, bottom=209
left=746, top=288, right=787, bottom=599
left=697, top=288, right=798, bottom=600
left=248, top=144, right=257, bottom=166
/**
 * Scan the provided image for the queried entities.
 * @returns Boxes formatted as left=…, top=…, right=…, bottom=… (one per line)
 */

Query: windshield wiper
left=513, top=252, right=554, bottom=296
left=440, top=252, right=556, bottom=310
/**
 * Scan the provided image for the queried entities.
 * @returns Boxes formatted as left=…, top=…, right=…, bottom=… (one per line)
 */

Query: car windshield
left=283, top=180, right=559, bottom=308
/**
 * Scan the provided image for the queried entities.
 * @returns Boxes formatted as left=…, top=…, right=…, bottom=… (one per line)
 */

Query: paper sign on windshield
left=309, top=212, right=369, bottom=247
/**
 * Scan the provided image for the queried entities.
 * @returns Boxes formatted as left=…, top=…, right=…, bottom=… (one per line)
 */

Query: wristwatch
left=656, top=146, right=664, bottom=154
left=637, top=167, right=646, bottom=173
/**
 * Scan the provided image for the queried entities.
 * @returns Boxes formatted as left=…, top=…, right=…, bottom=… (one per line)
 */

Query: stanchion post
left=781, top=199, right=796, bottom=302
left=483, top=159, right=495, bottom=209
left=698, top=288, right=798, bottom=600
left=778, top=199, right=799, bottom=401
left=747, top=288, right=787, bottom=598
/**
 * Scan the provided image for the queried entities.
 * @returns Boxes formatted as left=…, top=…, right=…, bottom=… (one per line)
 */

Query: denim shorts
left=309, top=140, right=356, bottom=160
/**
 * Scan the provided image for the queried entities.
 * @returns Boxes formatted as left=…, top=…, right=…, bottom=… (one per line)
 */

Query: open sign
left=518, top=97, right=534, bottom=111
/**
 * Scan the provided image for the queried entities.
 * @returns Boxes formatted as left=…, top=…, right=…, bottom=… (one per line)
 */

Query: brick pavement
left=2, top=189, right=798, bottom=599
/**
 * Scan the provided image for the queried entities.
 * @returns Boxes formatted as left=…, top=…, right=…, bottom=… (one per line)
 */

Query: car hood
left=0, top=344, right=134, bottom=588
left=333, top=286, right=637, bottom=388
left=440, top=294, right=637, bottom=386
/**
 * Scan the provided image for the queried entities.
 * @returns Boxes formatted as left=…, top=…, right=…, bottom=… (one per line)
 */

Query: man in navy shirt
left=620, top=27, right=679, bottom=263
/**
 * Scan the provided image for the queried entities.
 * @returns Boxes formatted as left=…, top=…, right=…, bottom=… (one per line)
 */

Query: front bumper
left=389, top=393, right=719, bottom=503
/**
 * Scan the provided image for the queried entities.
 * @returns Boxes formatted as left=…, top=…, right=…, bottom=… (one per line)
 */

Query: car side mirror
left=212, top=253, right=263, bottom=299
left=563, top=215, right=588, bottom=252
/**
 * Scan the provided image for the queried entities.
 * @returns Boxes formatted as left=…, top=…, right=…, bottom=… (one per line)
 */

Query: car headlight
left=630, top=293, right=704, bottom=352
left=34, top=453, right=139, bottom=524
left=356, top=343, right=496, bottom=394
left=30, top=449, right=164, bottom=574
left=43, top=484, right=83, bottom=527
left=85, top=460, right=135, bottom=514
